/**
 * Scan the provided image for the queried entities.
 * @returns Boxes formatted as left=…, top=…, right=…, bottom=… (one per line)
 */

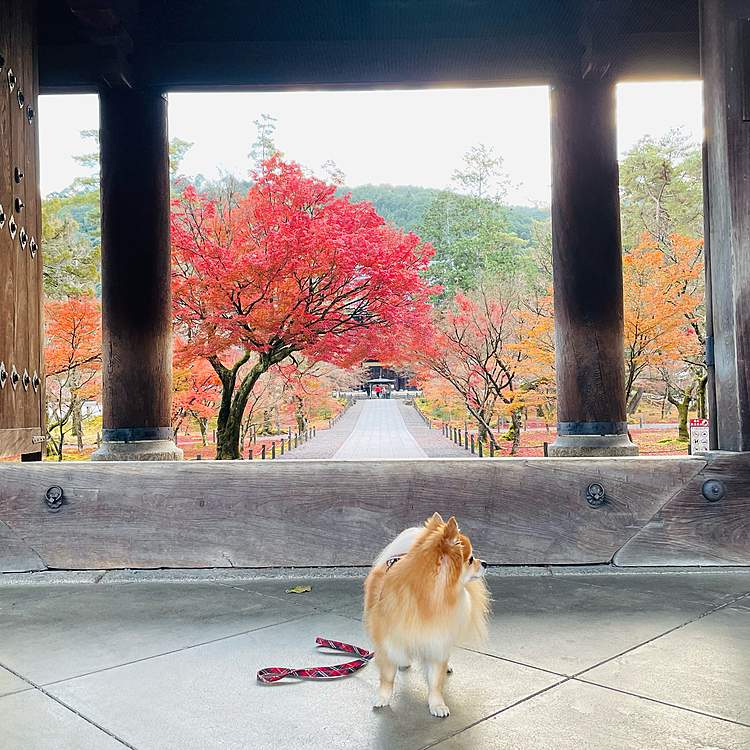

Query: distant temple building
left=360, top=359, right=415, bottom=395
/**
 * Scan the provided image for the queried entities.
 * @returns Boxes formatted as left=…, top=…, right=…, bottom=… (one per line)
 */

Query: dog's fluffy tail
left=372, top=527, right=422, bottom=569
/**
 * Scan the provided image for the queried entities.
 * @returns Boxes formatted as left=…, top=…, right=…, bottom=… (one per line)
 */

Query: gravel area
left=397, top=400, right=478, bottom=458
left=276, top=399, right=365, bottom=459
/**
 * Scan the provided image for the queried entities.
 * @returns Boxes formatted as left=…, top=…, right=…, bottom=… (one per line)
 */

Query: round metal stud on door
left=44, top=486, right=65, bottom=512
left=32, top=370, right=40, bottom=392
left=19, top=228, right=27, bottom=249
left=22, top=368, right=30, bottom=391
left=14, top=167, right=23, bottom=183
left=8, top=215, right=16, bottom=239
left=585, top=482, right=606, bottom=507
left=7, top=68, right=15, bottom=91
left=701, top=479, right=727, bottom=502
left=16, top=89, right=23, bottom=108
left=14, top=197, right=23, bottom=212
left=0, top=361, right=7, bottom=389
left=0, top=205, right=5, bottom=229
left=10, top=364, right=19, bottom=390
left=27, top=105, right=34, bottom=123
left=29, top=237, right=37, bottom=259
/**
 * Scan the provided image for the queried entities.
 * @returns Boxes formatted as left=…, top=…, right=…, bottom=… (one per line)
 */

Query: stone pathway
left=333, top=399, right=428, bottom=459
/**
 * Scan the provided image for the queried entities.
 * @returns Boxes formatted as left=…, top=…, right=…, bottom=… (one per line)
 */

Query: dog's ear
left=426, top=512, right=443, bottom=529
left=442, top=516, right=460, bottom=544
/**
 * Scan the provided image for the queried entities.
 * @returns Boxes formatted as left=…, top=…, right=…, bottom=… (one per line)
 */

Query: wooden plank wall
left=1, top=455, right=747, bottom=572
left=0, top=0, right=45, bottom=459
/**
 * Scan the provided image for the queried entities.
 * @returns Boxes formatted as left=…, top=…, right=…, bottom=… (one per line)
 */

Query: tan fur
left=364, top=513, right=490, bottom=717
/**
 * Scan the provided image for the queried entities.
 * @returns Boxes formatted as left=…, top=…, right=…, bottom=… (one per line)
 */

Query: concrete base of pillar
left=91, top=440, right=184, bottom=461
left=547, top=434, right=639, bottom=457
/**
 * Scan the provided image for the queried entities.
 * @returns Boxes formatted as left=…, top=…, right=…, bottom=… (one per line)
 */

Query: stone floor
left=1, top=568, right=749, bottom=749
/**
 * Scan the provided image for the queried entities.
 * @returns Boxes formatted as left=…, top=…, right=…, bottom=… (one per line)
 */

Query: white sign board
left=689, top=418, right=709, bottom=453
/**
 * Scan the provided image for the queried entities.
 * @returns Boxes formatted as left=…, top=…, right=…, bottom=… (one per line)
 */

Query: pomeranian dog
left=364, top=513, right=489, bottom=717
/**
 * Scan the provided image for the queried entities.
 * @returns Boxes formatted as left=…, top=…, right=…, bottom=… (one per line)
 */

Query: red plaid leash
left=256, top=637, right=373, bottom=683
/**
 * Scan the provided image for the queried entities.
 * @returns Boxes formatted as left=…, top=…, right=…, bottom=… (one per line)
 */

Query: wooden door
left=0, top=0, right=45, bottom=459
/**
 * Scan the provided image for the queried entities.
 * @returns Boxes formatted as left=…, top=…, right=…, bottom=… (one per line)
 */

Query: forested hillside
left=338, top=182, right=549, bottom=237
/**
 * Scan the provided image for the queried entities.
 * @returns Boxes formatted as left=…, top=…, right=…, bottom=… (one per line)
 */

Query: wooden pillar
left=91, top=87, right=181, bottom=461
left=548, top=79, right=637, bottom=457
left=701, top=0, right=750, bottom=451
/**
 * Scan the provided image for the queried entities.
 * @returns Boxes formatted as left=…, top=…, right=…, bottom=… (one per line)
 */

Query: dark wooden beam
left=94, top=87, right=180, bottom=460
left=701, top=0, right=750, bottom=451
left=0, top=457, right=709, bottom=571
left=548, top=79, right=636, bottom=456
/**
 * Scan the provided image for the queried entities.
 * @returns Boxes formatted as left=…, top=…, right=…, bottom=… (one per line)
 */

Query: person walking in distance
left=375, top=386, right=381, bottom=399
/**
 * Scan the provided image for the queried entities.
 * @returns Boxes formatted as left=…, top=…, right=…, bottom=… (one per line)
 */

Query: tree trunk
left=295, top=396, right=307, bottom=433
left=696, top=374, right=708, bottom=419
left=72, top=395, right=84, bottom=451
left=627, top=386, right=644, bottom=415
left=509, top=407, right=523, bottom=455
left=213, top=346, right=294, bottom=459
left=668, top=384, right=694, bottom=442
left=198, top=417, right=208, bottom=447
left=261, top=408, right=273, bottom=436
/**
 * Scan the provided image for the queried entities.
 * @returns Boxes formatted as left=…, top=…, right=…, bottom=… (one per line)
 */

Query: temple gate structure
left=0, top=0, right=748, bottom=571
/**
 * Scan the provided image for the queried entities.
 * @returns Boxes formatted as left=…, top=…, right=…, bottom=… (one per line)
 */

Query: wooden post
left=478, top=440, right=483, bottom=458
left=271, top=442, right=276, bottom=459
left=702, top=0, right=750, bottom=451
left=471, top=435, right=475, bottom=454
left=547, top=78, right=637, bottom=457
left=280, top=440, right=284, bottom=455
left=261, top=444, right=266, bottom=460
left=92, top=87, right=181, bottom=461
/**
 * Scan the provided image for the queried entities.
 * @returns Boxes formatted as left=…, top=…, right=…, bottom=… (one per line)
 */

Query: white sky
left=38, top=81, right=703, bottom=207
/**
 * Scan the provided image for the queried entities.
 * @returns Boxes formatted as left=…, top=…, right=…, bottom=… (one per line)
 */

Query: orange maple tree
left=622, top=233, right=704, bottom=405
left=45, top=295, right=102, bottom=459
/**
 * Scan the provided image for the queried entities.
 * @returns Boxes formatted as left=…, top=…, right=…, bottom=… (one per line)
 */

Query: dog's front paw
left=429, top=703, right=450, bottom=718
left=373, top=695, right=392, bottom=709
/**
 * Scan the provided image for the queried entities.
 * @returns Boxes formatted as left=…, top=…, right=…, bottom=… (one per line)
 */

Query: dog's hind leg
left=373, top=655, right=397, bottom=708
left=427, top=659, right=451, bottom=717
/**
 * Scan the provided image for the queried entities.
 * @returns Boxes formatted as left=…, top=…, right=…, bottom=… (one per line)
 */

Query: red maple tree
left=172, top=156, right=435, bottom=458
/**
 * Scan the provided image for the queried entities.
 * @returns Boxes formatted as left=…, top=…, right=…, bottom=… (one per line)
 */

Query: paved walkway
left=333, top=399, right=428, bottom=459
left=1, top=568, right=748, bottom=749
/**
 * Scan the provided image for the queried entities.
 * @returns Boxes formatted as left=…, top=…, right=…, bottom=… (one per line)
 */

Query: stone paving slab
left=1, top=570, right=749, bottom=749
left=433, top=679, right=750, bottom=750
left=0, top=583, right=304, bottom=685
left=0, top=665, right=28, bottom=698
left=333, top=400, right=428, bottom=459
left=47, top=614, right=559, bottom=750
left=480, top=575, right=750, bottom=676
left=584, top=602, right=750, bottom=724
left=0, top=689, right=128, bottom=750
